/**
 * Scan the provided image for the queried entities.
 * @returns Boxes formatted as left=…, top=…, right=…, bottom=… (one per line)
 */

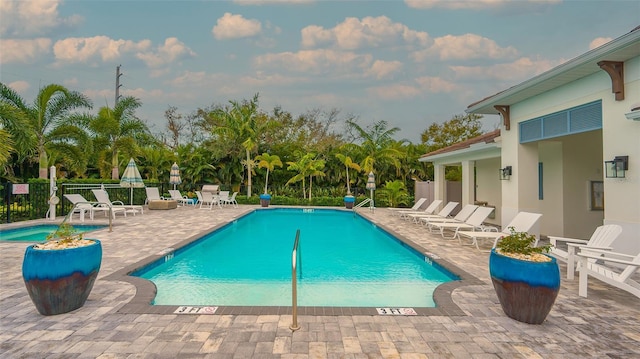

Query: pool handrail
left=290, top=229, right=301, bottom=331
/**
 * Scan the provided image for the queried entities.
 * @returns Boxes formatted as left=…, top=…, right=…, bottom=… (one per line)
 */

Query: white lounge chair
left=421, top=204, right=479, bottom=229
left=64, top=193, right=126, bottom=221
left=458, top=212, right=543, bottom=250
left=577, top=248, right=640, bottom=299
left=406, top=201, right=459, bottom=223
left=388, top=197, right=427, bottom=216
left=429, top=206, right=496, bottom=239
left=549, top=225, right=622, bottom=279
left=218, top=191, right=230, bottom=206
left=399, top=199, right=443, bottom=220
left=92, top=189, right=144, bottom=215
left=168, top=190, right=191, bottom=206
left=145, top=187, right=165, bottom=204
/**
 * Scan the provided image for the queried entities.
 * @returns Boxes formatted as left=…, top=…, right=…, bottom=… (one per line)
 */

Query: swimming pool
left=133, top=208, right=458, bottom=307
left=0, top=224, right=106, bottom=242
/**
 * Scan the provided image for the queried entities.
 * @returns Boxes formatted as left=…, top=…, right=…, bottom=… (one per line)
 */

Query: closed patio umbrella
left=120, top=158, right=145, bottom=205
left=170, top=162, right=182, bottom=190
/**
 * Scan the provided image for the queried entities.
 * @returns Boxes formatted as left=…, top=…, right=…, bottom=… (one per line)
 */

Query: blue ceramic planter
left=259, top=194, right=271, bottom=207
left=489, top=248, right=560, bottom=324
left=22, top=240, right=102, bottom=315
left=344, top=195, right=355, bottom=209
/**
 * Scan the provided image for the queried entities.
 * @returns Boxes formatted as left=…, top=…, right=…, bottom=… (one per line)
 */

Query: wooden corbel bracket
left=494, top=105, right=510, bottom=130
left=598, top=61, right=624, bottom=101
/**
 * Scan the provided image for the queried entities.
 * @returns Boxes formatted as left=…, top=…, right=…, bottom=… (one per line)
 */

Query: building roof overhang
left=466, top=26, right=640, bottom=115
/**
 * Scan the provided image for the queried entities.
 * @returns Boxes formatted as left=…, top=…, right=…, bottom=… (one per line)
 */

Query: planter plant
left=256, top=153, right=282, bottom=208
left=335, top=153, right=361, bottom=209
left=22, top=223, right=102, bottom=315
left=489, top=227, right=559, bottom=324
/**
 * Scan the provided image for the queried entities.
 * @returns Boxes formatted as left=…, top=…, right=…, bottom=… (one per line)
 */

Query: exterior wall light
left=499, top=166, right=512, bottom=180
left=604, top=156, right=628, bottom=178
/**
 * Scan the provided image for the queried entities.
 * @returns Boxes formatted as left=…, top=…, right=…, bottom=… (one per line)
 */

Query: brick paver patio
left=1, top=205, right=638, bottom=358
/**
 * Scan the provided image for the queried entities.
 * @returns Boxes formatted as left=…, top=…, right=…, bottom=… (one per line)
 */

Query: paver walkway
left=1, top=205, right=639, bottom=358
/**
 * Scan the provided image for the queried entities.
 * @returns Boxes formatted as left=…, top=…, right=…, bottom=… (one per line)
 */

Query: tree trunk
left=38, top=148, right=48, bottom=179
left=246, top=149, right=252, bottom=197
left=111, top=150, right=119, bottom=180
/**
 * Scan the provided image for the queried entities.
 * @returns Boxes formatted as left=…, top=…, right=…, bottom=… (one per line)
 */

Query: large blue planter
left=259, top=194, right=271, bottom=207
left=22, top=240, right=102, bottom=315
left=489, top=248, right=560, bottom=324
left=344, top=195, right=355, bottom=209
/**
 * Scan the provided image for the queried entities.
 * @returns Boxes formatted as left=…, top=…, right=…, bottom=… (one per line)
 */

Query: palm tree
left=212, top=94, right=267, bottom=197
left=335, top=153, right=361, bottom=195
left=89, top=96, right=149, bottom=179
left=345, top=119, right=404, bottom=183
left=286, top=153, right=325, bottom=200
left=380, top=180, right=409, bottom=208
left=255, top=153, right=282, bottom=194
left=0, top=83, right=92, bottom=178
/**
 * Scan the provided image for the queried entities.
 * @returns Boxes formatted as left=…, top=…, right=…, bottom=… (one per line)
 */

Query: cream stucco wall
left=500, top=55, right=639, bottom=253
left=475, top=157, right=502, bottom=225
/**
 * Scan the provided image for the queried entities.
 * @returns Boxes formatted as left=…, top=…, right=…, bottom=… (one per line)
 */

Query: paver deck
left=1, top=205, right=638, bottom=358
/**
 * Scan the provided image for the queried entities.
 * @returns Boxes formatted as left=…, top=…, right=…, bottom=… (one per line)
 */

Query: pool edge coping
left=102, top=207, right=484, bottom=316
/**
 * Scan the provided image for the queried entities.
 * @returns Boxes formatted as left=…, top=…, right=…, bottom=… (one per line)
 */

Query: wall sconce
left=604, top=156, right=628, bottom=178
left=499, top=166, right=512, bottom=180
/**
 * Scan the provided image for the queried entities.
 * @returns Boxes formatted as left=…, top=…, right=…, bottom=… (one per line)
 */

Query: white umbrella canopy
left=170, top=162, right=182, bottom=190
left=120, top=158, right=145, bottom=204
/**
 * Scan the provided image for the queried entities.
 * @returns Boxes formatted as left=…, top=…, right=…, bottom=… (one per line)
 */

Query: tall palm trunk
left=38, top=146, right=48, bottom=179
left=245, top=148, right=252, bottom=197
left=111, top=150, right=119, bottom=180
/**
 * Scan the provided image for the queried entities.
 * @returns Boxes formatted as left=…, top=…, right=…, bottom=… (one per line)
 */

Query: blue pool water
left=134, top=208, right=458, bottom=307
left=0, top=224, right=107, bottom=242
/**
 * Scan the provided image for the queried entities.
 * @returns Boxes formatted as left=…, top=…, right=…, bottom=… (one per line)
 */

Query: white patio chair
left=168, top=190, right=191, bottom=206
left=145, top=187, right=165, bottom=204
left=398, top=199, right=443, bottom=220
left=92, top=189, right=144, bottom=215
left=429, top=206, right=496, bottom=239
left=64, top=193, right=126, bottom=220
left=577, top=248, right=640, bottom=299
left=549, top=225, right=622, bottom=279
left=388, top=197, right=427, bottom=217
left=458, top=212, right=542, bottom=250
left=221, top=191, right=238, bottom=208
left=218, top=191, right=230, bottom=206
left=198, top=191, right=219, bottom=210
left=406, top=201, right=459, bottom=223
left=420, top=204, right=479, bottom=229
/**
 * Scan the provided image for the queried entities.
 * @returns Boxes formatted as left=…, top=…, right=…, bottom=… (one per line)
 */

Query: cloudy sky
left=1, top=0, right=638, bottom=143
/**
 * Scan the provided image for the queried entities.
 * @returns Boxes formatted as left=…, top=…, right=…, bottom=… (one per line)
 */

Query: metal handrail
left=290, top=229, right=301, bottom=331
left=354, top=198, right=372, bottom=209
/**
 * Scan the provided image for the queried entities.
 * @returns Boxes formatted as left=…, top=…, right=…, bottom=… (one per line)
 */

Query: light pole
left=366, top=171, right=376, bottom=211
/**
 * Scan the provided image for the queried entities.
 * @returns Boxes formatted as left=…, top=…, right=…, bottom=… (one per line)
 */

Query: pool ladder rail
left=290, top=229, right=301, bottom=332
left=354, top=198, right=375, bottom=213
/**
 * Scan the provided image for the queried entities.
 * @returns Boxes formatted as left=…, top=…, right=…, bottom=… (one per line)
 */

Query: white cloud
left=8, top=80, right=30, bottom=94
left=53, top=36, right=151, bottom=64
left=254, top=49, right=373, bottom=75
left=415, top=76, right=458, bottom=93
left=0, top=0, right=82, bottom=37
left=411, top=33, right=518, bottom=62
left=405, top=0, right=560, bottom=10
left=212, top=13, right=262, bottom=40
left=589, top=37, right=613, bottom=50
left=136, top=37, right=196, bottom=68
left=0, top=38, right=51, bottom=64
left=450, top=57, right=559, bottom=82
left=301, top=16, right=430, bottom=50
left=365, top=60, right=402, bottom=80
left=367, top=84, right=423, bottom=100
